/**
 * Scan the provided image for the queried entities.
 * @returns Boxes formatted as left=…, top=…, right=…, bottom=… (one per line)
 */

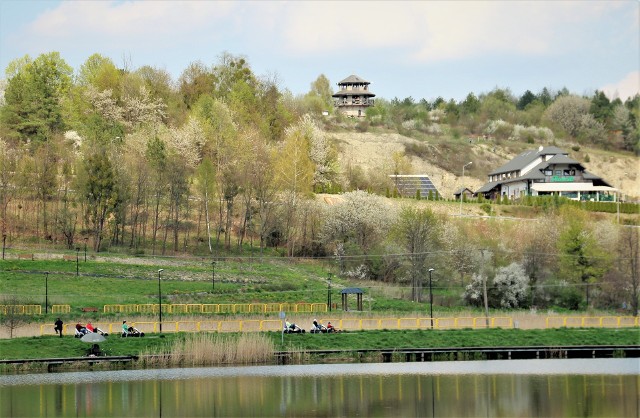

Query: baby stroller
left=310, top=319, right=327, bottom=334
left=122, top=326, right=145, bottom=337
left=85, top=323, right=109, bottom=337
left=74, top=324, right=90, bottom=338
left=284, top=322, right=305, bottom=334
left=93, top=327, right=109, bottom=336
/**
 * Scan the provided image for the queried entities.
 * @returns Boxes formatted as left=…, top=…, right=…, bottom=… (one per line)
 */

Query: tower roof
left=338, top=75, right=370, bottom=85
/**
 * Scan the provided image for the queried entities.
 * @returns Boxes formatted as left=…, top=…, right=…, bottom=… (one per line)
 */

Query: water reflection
left=1, top=359, right=638, bottom=417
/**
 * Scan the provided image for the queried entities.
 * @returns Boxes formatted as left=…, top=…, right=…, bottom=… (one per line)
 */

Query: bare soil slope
left=331, top=131, right=639, bottom=200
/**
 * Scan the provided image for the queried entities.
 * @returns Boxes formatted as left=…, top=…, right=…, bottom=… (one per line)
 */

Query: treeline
left=364, top=88, right=639, bottom=154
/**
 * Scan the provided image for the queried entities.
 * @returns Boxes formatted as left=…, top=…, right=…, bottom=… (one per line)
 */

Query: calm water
left=1, top=359, right=638, bottom=417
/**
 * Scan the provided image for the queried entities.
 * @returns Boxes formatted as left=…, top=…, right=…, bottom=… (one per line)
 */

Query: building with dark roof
left=332, top=75, right=375, bottom=117
left=475, top=146, right=616, bottom=201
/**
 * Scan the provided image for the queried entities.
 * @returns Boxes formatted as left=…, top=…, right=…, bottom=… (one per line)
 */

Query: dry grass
left=139, top=333, right=276, bottom=367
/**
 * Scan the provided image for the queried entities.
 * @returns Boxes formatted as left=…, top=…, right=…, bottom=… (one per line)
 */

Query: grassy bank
left=0, top=328, right=637, bottom=362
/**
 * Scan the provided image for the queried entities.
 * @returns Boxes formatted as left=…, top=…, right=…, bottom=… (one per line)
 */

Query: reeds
left=139, top=333, right=276, bottom=367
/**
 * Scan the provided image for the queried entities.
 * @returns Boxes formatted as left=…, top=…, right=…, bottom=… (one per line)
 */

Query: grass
left=0, top=328, right=637, bottom=361
left=0, top=256, right=457, bottom=317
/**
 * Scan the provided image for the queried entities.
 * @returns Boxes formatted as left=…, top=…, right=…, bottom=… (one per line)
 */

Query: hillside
left=330, top=130, right=639, bottom=200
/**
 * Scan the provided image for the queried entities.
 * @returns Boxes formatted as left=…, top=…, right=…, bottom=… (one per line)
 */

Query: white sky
left=0, top=0, right=638, bottom=102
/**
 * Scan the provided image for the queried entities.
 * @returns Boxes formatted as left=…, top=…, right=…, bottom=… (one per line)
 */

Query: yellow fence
left=102, top=303, right=328, bottom=314
left=0, top=304, right=42, bottom=315
left=52, top=305, right=71, bottom=314
left=39, top=315, right=639, bottom=336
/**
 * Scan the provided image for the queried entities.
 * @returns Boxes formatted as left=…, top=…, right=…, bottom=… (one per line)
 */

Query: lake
left=1, top=358, right=638, bottom=417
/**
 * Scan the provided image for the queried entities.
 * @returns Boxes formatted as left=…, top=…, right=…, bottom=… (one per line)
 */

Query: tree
left=322, top=190, right=396, bottom=255
left=617, top=227, right=639, bottom=316
left=492, top=262, right=530, bottom=308
left=178, top=61, right=216, bottom=109
left=557, top=207, right=609, bottom=307
left=460, top=93, right=481, bottom=115
left=1, top=52, right=72, bottom=143
left=543, top=95, right=600, bottom=139
left=0, top=139, right=19, bottom=236
left=77, top=53, right=121, bottom=92
left=0, top=296, right=30, bottom=338
left=79, top=150, right=121, bottom=251
left=304, top=74, right=334, bottom=114
left=590, top=90, right=612, bottom=126
left=517, top=90, right=537, bottom=111
left=393, top=206, right=441, bottom=302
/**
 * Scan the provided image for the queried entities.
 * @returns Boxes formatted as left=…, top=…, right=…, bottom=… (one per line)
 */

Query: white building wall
left=500, top=181, right=528, bottom=198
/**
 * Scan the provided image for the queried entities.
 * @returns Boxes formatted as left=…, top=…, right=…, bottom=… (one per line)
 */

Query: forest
left=0, top=51, right=638, bottom=314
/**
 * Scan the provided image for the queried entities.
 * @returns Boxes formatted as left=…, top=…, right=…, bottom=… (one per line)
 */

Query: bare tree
left=0, top=297, right=29, bottom=338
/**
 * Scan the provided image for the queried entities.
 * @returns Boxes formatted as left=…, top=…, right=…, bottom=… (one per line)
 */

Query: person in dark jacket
left=54, top=318, right=63, bottom=337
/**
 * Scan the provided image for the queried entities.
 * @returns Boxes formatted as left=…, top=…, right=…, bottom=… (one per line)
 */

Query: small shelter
left=453, top=187, right=474, bottom=200
left=341, top=287, right=364, bottom=311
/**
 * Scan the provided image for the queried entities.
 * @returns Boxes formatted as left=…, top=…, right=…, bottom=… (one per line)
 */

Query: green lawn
left=0, top=328, right=637, bottom=360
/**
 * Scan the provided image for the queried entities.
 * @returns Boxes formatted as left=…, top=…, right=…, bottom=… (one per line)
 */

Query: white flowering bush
left=426, top=123, right=442, bottom=135
left=512, top=125, right=554, bottom=141
left=429, top=109, right=445, bottom=122
left=493, top=262, right=529, bottom=308
left=345, top=264, right=370, bottom=280
left=401, top=119, right=418, bottom=130
left=463, top=273, right=486, bottom=306
left=322, top=190, right=396, bottom=251
left=463, top=262, right=530, bottom=308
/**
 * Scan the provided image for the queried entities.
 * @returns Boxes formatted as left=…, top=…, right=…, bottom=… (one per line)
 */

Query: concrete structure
left=390, top=174, right=440, bottom=198
left=333, top=75, right=375, bottom=117
left=475, top=146, right=616, bottom=201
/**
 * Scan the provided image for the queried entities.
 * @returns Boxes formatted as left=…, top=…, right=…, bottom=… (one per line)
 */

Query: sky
left=0, top=0, right=638, bottom=102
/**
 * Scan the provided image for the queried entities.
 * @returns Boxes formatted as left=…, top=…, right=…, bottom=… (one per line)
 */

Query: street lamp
left=327, top=273, right=333, bottom=312
left=459, top=162, right=472, bottom=215
left=76, top=247, right=80, bottom=276
left=428, top=268, right=435, bottom=329
left=84, top=237, right=88, bottom=262
left=211, top=261, right=216, bottom=292
left=158, top=269, right=164, bottom=333
left=45, top=272, right=49, bottom=314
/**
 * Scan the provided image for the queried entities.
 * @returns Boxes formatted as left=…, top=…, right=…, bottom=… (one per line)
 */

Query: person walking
left=54, top=318, right=63, bottom=337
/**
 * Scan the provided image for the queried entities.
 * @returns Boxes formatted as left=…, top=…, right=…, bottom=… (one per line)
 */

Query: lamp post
left=76, top=247, right=80, bottom=276
left=158, top=269, right=164, bottom=333
left=45, top=272, right=49, bottom=314
left=327, top=273, right=333, bottom=312
left=211, top=261, right=216, bottom=292
left=2, top=234, right=6, bottom=260
left=428, top=268, right=435, bottom=328
left=459, top=162, right=472, bottom=216
left=84, top=237, right=88, bottom=262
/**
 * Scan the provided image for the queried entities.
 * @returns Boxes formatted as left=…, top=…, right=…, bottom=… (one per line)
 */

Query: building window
left=544, top=170, right=552, bottom=175
left=555, top=170, right=562, bottom=176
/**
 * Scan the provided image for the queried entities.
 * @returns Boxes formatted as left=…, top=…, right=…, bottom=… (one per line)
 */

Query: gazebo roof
left=341, top=287, right=364, bottom=294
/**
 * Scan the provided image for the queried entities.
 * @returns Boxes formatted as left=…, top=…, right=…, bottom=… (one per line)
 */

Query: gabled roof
left=475, top=180, right=501, bottom=194
left=338, top=75, right=370, bottom=85
left=545, top=154, right=581, bottom=166
left=489, top=146, right=568, bottom=175
left=453, top=187, right=473, bottom=195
